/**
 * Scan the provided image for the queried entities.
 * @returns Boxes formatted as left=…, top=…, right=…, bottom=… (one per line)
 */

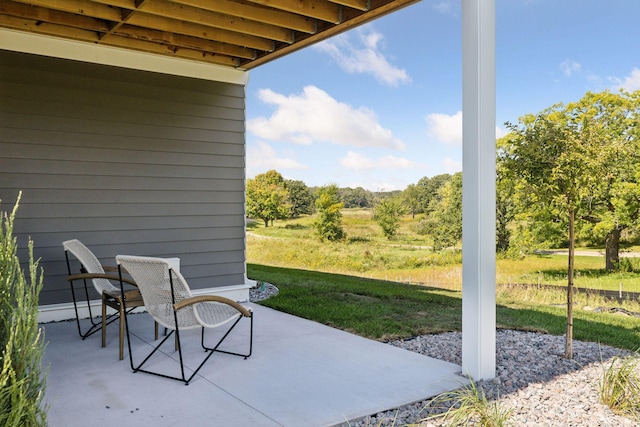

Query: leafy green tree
left=566, top=91, right=640, bottom=271
left=339, top=187, right=372, bottom=208
left=246, top=170, right=291, bottom=227
left=425, top=172, right=462, bottom=252
left=374, top=197, right=407, bottom=239
left=504, top=91, right=640, bottom=271
left=496, top=135, right=522, bottom=254
left=402, top=184, right=421, bottom=219
left=416, top=174, right=452, bottom=215
left=314, top=184, right=346, bottom=241
left=503, top=97, right=609, bottom=359
left=284, top=179, right=314, bottom=217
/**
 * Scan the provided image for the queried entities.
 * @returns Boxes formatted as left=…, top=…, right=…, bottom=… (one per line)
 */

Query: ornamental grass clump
left=0, top=193, right=48, bottom=426
left=599, top=352, right=640, bottom=422
left=422, top=378, right=512, bottom=427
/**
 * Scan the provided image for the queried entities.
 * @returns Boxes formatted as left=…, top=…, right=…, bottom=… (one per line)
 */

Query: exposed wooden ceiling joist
left=0, top=0, right=418, bottom=70
left=245, top=0, right=342, bottom=23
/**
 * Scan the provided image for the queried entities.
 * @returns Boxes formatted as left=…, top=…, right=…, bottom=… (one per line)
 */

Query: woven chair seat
left=115, top=255, right=253, bottom=385
left=64, top=239, right=157, bottom=360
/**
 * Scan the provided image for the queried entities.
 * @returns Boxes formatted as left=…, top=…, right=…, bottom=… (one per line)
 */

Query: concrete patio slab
left=42, top=303, right=466, bottom=426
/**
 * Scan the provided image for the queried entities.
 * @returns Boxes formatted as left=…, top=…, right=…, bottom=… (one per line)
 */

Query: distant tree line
left=246, top=89, right=640, bottom=271
left=245, top=168, right=461, bottom=243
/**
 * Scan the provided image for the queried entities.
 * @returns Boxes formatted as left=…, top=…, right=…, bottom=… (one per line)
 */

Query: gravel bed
left=249, top=280, right=279, bottom=302
left=250, top=284, right=637, bottom=426
left=347, top=331, right=637, bottom=427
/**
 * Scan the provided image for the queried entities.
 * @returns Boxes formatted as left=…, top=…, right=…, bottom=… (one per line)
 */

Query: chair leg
left=101, top=293, right=107, bottom=348
left=68, top=278, right=102, bottom=340
left=119, top=301, right=125, bottom=361
left=202, top=313, right=253, bottom=359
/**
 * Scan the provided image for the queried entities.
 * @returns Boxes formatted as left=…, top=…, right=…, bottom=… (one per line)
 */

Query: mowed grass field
left=247, top=210, right=640, bottom=293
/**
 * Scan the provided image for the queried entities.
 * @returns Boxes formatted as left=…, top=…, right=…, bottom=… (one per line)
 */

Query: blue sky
left=245, top=0, right=640, bottom=192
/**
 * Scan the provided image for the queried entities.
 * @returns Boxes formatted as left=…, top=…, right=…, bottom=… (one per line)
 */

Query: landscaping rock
left=343, top=330, right=636, bottom=427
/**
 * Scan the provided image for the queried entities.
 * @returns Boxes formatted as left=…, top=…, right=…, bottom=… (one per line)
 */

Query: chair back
left=115, top=255, right=199, bottom=330
left=63, top=239, right=116, bottom=295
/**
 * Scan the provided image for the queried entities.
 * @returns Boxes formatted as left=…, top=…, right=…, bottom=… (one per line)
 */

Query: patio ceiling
left=0, top=0, right=418, bottom=70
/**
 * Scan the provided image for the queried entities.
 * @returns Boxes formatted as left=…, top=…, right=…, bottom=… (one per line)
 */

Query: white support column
left=461, top=0, right=496, bottom=381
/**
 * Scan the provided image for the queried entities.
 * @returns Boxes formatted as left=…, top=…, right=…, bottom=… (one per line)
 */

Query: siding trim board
left=0, top=50, right=250, bottom=306
left=0, top=28, right=248, bottom=85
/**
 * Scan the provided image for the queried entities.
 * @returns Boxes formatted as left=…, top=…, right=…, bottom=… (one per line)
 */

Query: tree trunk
left=496, top=204, right=511, bottom=253
left=605, top=227, right=622, bottom=272
left=263, top=218, right=269, bottom=227
left=565, top=207, right=575, bottom=359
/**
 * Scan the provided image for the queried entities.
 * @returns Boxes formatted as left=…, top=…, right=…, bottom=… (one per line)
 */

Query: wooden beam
left=329, top=0, right=370, bottom=12
left=0, top=14, right=99, bottom=42
left=9, top=0, right=122, bottom=21
left=98, top=33, right=240, bottom=66
left=99, top=0, right=152, bottom=41
left=0, top=1, right=109, bottom=32
left=115, top=24, right=256, bottom=59
left=85, top=0, right=313, bottom=36
left=173, top=0, right=316, bottom=34
left=126, top=12, right=274, bottom=52
left=139, top=0, right=294, bottom=43
left=246, top=0, right=341, bottom=23
left=91, top=0, right=135, bottom=9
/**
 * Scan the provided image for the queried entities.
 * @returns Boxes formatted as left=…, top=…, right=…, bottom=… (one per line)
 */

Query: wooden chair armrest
left=67, top=273, right=137, bottom=287
left=174, top=295, right=252, bottom=317
left=104, top=265, right=132, bottom=275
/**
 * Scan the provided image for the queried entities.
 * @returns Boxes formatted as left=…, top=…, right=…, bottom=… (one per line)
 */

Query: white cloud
left=426, top=111, right=509, bottom=145
left=314, top=29, right=411, bottom=86
left=248, top=86, right=405, bottom=150
left=426, top=111, right=463, bottom=145
left=433, top=1, right=460, bottom=15
left=377, top=155, right=417, bottom=170
left=495, top=125, right=508, bottom=140
left=560, top=59, right=582, bottom=77
left=443, top=157, right=462, bottom=173
left=613, top=68, right=640, bottom=91
left=246, top=141, right=307, bottom=178
left=340, top=151, right=376, bottom=170
left=340, top=151, right=417, bottom=170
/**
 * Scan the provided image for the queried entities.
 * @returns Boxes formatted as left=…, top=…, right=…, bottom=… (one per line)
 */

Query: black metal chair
left=116, top=255, right=253, bottom=385
left=63, top=239, right=155, bottom=360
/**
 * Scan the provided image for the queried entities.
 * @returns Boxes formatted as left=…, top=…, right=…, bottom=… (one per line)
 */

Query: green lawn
left=246, top=211, right=640, bottom=351
left=248, top=264, right=640, bottom=351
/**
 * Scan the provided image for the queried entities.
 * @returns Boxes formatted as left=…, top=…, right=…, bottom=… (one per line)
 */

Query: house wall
left=0, top=50, right=248, bottom=306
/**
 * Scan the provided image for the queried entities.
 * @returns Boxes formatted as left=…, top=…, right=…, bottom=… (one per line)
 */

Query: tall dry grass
left=0, top=194, right=48, bottom=426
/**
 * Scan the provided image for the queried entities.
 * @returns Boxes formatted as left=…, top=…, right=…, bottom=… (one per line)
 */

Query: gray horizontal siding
left=2, top=159, right=244, bottom=180
left=0, top=50, right=248, bottom=305
left=2, top=128, right=244, bottom=155
left=13, top=214, right=245, bottom=232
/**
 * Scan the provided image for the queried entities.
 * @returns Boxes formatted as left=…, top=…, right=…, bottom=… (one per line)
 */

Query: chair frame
left=64, top=241, right=157, bottom=360
left=118, top=261, right=253, bottom=385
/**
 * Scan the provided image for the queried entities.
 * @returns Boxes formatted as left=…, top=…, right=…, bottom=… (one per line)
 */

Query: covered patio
left=2, top=0, right=497, bottom=423
left=43, top=303, right=465, bottom=426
